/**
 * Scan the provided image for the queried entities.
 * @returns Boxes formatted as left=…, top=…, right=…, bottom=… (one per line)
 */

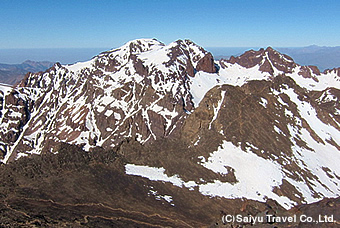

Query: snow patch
left=104, top=110, right=113, bottom=117
left=114, top=112, right=121, bottom=120
left=125, top=164, right=185, bottom=187
left=259, top=97, right=268, bottom=108
left=65, top=59, right=95, bottom=73
left=148, top=189, right=174, bottom=206
left=209, top=90, right=226, bottom=129
left=198, top=141, right=295, bottom=209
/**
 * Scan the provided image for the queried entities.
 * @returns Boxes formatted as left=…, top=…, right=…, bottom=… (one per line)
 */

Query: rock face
left=0, top=38, right=339, bottom=226
left=227, top=47, right=296, bottom=72
left=196, top=52, right=218, bottom=73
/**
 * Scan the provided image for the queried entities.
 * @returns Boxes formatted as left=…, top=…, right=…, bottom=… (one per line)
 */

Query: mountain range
left=0, top=39, right=339, bottom=227
left=278, top=45, right=340, bottom=71
left=0, top=60, right=54, bottom=85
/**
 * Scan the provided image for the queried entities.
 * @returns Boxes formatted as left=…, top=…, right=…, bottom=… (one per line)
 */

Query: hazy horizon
left=1, top=45, right=339, bottom=65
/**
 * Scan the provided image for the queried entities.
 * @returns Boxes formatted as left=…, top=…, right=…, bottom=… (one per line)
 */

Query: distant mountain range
left=278, top=45, right=340, bottom=71
left=0, top=60, right=54, bottom=85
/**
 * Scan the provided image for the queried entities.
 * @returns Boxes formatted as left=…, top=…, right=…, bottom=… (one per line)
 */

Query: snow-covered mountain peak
left=0, top=39, right=339, bottom=215
left=101, top=38, right=165, bottom=56
left=1, top=39, right=217, bottom=163
left=122, top=38, right=165, bottom=49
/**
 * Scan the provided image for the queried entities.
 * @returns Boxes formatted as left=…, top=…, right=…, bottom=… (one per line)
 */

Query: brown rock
left=227, top=49, right=263, bottom=68
left=298, top=66, right=319, bottom=82
left=130, top=55, right=149, bottom=76
left=259, top=58, right=274, bottom=74
left=226, top=47, right=297, bottom=74
left=186, top=59, right=195, bottom=77
left=309, top=65, right=321, bottom=75
left=196, top=52, right=217, bottom=73
left=323, top=67, right=340, bottom=77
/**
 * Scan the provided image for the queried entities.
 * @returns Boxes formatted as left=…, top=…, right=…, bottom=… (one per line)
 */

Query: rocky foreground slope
left=0, top=39, right=339, bottom=227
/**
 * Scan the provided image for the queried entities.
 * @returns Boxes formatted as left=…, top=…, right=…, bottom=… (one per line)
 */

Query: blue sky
left=0, top=0, right=339, bottom=49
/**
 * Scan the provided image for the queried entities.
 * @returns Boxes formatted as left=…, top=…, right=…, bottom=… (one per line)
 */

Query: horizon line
left=1, top=45, right=340, bottom=50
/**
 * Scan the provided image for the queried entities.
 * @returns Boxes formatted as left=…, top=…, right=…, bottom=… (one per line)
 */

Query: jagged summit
left=96, top=38, right=205, bottom=61
left=226, top=46, right=296, bottom=73
left=100, top=38, right=165, bottom=56
left=219, top=47, right=339, bottom=90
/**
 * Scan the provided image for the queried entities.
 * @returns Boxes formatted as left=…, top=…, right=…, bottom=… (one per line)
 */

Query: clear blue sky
left=0, top=0, right=339, bottom=49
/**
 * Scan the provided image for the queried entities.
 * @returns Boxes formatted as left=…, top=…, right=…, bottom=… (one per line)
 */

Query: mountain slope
left=0, top=39, right=339, bottom=226
left=0, top=139, right=338, bottom=227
